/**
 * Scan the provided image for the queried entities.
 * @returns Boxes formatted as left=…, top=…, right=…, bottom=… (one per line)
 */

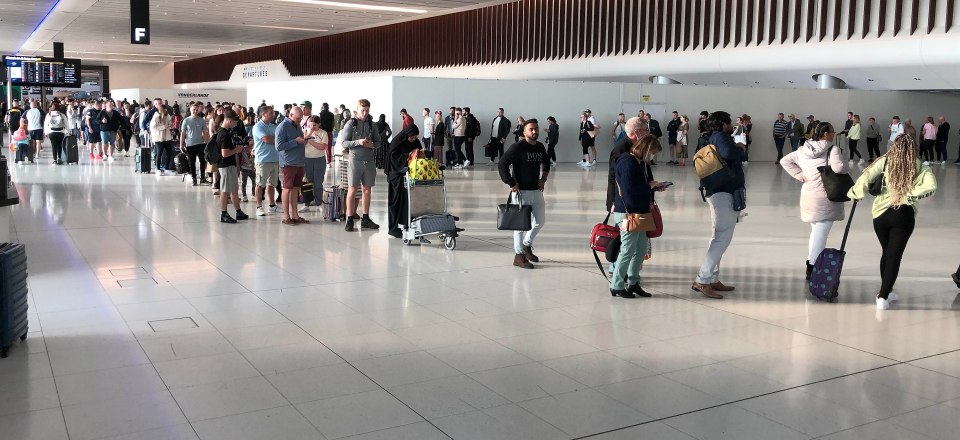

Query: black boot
left=806, top=261, right=814, bottom=281
left=627, top=284, right=652, bottom=297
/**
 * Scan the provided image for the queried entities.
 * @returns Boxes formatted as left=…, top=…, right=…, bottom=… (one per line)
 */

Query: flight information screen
left=3, top=55, right=82, bottom=87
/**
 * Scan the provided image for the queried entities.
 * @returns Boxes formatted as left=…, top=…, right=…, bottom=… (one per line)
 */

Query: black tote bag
left=818, top=146, right=855, bottom=202
left=497, top=192, right=533, bottom=231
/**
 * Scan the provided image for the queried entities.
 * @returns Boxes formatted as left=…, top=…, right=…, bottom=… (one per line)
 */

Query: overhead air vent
left=649, top=76, right=681, bottom=85
left=813, top=74, right=846, bottom=90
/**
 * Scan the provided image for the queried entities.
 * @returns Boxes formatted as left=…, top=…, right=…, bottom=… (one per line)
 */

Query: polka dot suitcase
left=809, top=200, right=858, bottom=302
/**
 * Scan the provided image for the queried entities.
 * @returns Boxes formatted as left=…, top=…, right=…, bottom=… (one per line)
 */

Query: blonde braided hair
left=866, top=134, right=917, bottom=208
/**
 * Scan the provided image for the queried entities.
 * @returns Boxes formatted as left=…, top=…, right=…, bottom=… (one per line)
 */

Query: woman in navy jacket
left=610, top=134, right=662, bottom=298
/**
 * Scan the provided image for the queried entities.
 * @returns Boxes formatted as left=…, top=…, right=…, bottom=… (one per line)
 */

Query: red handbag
left=590, top=212, right=619, bottom=252
left=590, top=212, right=619, bottom=279
left=646, top=201, right=663, bottom=238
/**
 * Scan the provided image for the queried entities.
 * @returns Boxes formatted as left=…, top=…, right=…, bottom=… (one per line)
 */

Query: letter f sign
left=130, top=0, right=150, bottom=44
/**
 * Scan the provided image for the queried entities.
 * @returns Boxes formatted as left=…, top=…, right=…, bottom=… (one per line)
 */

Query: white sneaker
left=256, top=206, right=266, bottom=216
left=269, top=205, right=282, bottom=213
left=576, top=161, right=586, bottom=167
left=887, top=291, right=899, bottom=302
left=923, top=161, right=930, bottom=166
left=743, top=161, right=749, bottom=166
left=859, top=159, right=865, bottom=164
left=876, top=297, right=891, bottom=310
left=242, top=196, right=249, bottom=203
left=590, top=160, right=597, bottom=166
left=463, top=160, right=472, bottom=167
left=848, top=159, right=854, bottom=164
left=107, top=156, right=115, bottom=162
left=453, top=164, right=463, bottom=169
left=942, top=161, right=947, bottom=165
left=298, top=204, right=310, bottom=213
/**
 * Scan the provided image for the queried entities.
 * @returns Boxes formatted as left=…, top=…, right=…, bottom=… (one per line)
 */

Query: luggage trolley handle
left=838, top=200, right=858, bottom=253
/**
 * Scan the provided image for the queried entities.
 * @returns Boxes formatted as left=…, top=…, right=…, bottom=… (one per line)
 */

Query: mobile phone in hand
left=656, top=181, right=674, bottom=190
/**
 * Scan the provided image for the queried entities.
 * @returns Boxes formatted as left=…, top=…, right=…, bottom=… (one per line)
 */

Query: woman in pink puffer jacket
left=780, top=122, right=848, bottom=279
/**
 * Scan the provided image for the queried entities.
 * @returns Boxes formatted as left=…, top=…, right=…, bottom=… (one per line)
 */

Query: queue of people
left=6, top=97, right=954, bottom=311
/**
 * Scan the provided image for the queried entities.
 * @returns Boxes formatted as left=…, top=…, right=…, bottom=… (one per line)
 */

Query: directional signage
left=130, top=0, right=150, bottom=45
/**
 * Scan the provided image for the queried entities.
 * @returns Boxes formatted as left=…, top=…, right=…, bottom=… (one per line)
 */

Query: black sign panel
left=3, top=56, right=82, bottom=88
left=130, top=0, right=150, bottom=45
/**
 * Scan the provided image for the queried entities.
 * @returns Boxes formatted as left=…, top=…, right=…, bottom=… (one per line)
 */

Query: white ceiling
left=3, top=0, right=494, bottom=64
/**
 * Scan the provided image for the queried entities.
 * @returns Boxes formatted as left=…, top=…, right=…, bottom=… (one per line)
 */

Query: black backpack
left=204, top=130, right=223, bottom=164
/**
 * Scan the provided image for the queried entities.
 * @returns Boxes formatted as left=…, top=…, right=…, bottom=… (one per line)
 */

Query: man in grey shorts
left=337, top=98, right=381, bottom=232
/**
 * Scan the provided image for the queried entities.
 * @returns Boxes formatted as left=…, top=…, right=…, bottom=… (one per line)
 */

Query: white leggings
left=808, top=221, right=834, bottom=263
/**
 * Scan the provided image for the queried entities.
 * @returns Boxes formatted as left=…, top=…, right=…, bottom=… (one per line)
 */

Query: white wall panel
left=392, top=77, right=623, bottom=164
left=246, top=76, right=394, bottom=126
left=99, top=62, right=175, bottom=90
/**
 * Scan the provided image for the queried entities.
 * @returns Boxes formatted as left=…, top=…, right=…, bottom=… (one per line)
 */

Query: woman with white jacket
left=150, top=106, right=174, bottom=175
left=780, top=122, right=849, bottom=280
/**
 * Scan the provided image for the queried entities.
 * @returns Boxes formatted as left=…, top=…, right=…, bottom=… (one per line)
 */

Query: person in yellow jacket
left=848, top=134, right=937, bottom=310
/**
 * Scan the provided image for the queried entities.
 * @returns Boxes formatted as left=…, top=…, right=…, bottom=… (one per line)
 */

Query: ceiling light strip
left=30, top=49, right=189, bottom=58
left=16, top=0, right=62, bottom=53
left=277, top=0, right=427, bottom=14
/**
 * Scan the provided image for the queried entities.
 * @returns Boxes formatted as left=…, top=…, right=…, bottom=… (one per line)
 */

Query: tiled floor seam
left=571, top=355, right=941, bottom=440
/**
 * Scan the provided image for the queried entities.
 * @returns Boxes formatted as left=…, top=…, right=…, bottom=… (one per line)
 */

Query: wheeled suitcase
left=0, top=243, right=29, bottom=358
left=322, top=188, right=346, bottom=221
left=64, top=135, right=79, bottom=164
left=135, top=146, right=151, bottom=173
left=809, top=200, right=858, bottom=302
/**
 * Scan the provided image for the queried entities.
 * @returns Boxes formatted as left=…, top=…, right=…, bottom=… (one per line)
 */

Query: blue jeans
left=304, top=157, right=327, bottom=206
left=100, top=130, right=117, bottom=146
left=610, top=212, right=649, bottom=291
left=697, top=193, right=738, bottom=284
left=789, top=137, right=800, bottom=152
left=512, top=190, right=545, bottom=254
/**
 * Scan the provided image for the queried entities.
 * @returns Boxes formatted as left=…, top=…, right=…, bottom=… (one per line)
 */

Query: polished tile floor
left=2, top=149, right=960, bottom=440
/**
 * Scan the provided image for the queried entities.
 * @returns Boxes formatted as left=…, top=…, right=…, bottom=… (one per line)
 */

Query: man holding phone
left=338, top=98, right=382, bottom=232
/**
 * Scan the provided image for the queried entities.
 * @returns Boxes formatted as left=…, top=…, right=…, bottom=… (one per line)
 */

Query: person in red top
left=400, top=109, right=414, bottom=129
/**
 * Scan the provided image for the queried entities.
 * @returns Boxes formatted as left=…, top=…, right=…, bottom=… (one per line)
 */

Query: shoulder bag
left=818, top=145, right=855, bottom=202
left=589, top=211, right=620, bottom=279
left=497, top=192, right=533, bottom=231
left=615, top=182, right=655, bottom=233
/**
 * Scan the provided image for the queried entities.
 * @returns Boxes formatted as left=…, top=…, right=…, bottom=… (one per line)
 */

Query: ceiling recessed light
left=278, top=0, right=427, bottom=14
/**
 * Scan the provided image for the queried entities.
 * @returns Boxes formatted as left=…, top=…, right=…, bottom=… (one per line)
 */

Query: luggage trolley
left=402, top=168, right=463, bottom=249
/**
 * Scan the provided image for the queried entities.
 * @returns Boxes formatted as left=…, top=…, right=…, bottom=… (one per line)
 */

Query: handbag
left=869, top=173, right=885, bottom=196
left=818, top=146, right=855, bottom=202
left=616, top=182, right=656, bottom=232
left=646, top=201, right=663, bottom=238
left=497, top=192, right=533, bottom=231
left=590, top=212, right=620, bottom=279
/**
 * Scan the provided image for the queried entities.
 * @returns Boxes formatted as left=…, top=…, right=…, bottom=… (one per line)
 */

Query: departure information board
left=3, top=56, right=82, bottom=87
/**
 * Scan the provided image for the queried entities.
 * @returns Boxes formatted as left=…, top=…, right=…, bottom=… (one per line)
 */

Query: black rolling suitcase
left=0, top=243, right=29, bottom=358
left=64, top=135, right=79, bottom=164
left=135, top=147, right=151, bottom=173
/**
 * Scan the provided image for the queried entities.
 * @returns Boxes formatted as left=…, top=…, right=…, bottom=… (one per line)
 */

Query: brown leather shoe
left=522, top=245, right=539, bottom=263
left=692, top=282, right=723, bottom=299
left=513, top=253, right=534, bottom=269
left=710, top=281, right=735, bottom=292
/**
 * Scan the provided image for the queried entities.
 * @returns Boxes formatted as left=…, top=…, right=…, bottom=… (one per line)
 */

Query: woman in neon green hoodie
left=848, top=134, right=938, bottom=310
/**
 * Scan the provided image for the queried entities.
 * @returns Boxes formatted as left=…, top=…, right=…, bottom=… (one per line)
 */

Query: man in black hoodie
left=386, top=125, right=422, bottom=238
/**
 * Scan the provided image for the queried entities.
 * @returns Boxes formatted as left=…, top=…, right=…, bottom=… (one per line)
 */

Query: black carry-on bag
left=809, top=200, right=858, bottom=302
left=135, top=147, right=151, bottom=173
left=64, top=135, right=80, bottom=164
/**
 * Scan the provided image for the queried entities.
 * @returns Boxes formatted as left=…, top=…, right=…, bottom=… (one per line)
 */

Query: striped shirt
left=773, top=120, right=788, bottom=138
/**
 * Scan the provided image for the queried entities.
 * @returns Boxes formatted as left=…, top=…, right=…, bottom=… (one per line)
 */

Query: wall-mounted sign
left=242, top=65, right=271, bottom=79
left=130, top=0, right=150, bottom=45
left=642, top=95, right=651, bottom=102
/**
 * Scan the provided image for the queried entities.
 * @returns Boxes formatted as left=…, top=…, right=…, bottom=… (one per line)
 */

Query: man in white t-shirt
left=889, top=115, right=904, bottom=145
left=422, top=107, right=434, bottom=148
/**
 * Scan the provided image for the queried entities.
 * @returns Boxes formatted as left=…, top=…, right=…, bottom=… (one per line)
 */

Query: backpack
left=49, top=112, right=65, bottom=130
left=468, top=115, right=481, bottom=137
left=693, top=144, right=734, bottom=193
left=204, top=129, right=223, bottom=165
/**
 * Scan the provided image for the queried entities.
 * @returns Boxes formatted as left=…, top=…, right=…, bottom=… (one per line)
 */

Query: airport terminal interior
left=2, top=1, right=960, bottom=439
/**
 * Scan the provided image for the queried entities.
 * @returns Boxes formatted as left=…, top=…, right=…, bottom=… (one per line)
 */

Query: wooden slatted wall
left=174, top=0, right=959, bottom=84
